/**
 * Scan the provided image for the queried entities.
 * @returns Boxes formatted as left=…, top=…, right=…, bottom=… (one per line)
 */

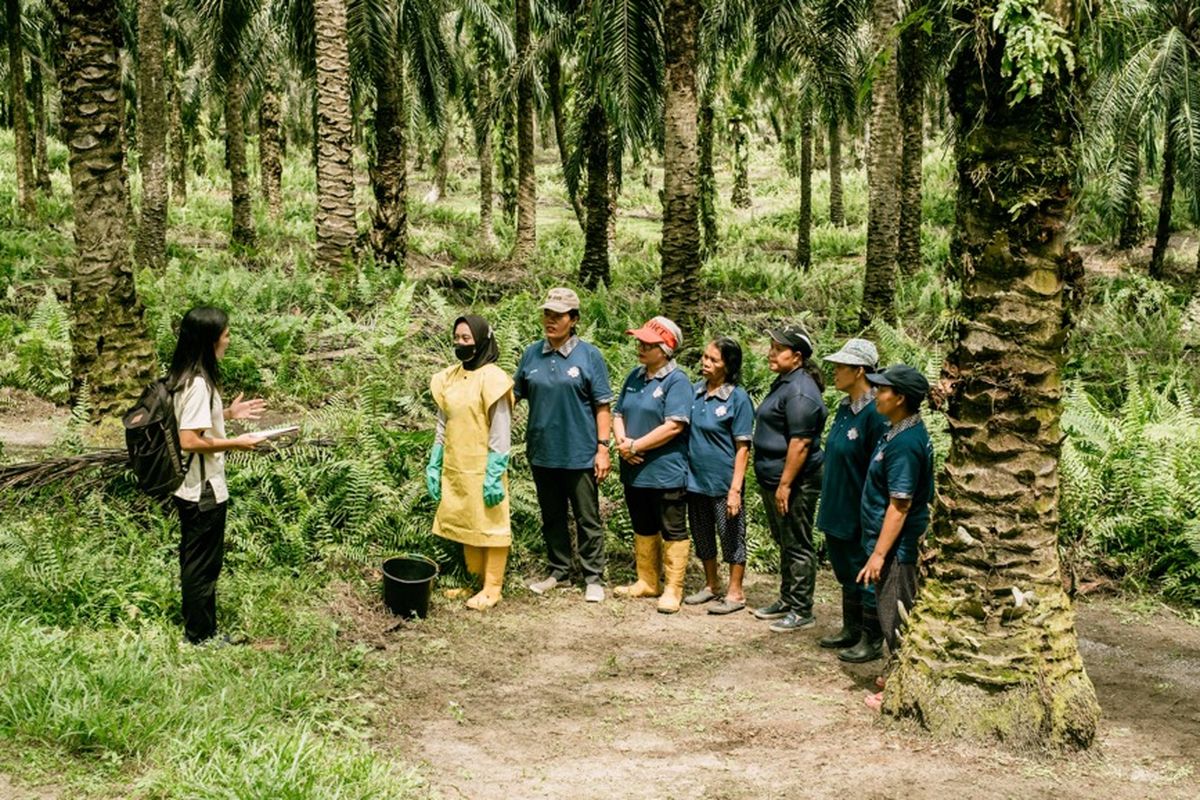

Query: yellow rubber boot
left=657, top=539, right=691, bottom=614
left=615, top=534, right=662, bottom=598
left=445, top=544, right=485, bottom=599
left=466, top=545, right=508, bottom=610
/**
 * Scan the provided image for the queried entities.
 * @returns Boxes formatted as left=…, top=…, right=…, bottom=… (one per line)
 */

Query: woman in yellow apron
left=426, top=315, right=514, bottom=610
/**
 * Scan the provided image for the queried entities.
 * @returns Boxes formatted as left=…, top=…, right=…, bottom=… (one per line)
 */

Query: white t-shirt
left=173, top=376, right=229, bottom=504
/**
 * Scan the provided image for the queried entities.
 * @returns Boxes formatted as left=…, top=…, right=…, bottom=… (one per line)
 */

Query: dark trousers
left=175, top=497, right=228, bottom=643
left=826, top=534, right=876, bottom=610
left=531, top=466, right=606, bottom=584
left=759, top=468, right=822, bottom=616
left=877, top=557, right=919, bottom=651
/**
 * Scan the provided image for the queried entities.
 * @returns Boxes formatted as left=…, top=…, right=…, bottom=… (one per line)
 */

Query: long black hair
left=712, top=337, right=743, bottom=385
left=167, top=306, right=228, bottom=390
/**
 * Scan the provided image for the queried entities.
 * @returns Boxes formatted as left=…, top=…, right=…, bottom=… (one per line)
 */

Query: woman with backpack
left=169, top=306, right=267, bottom=645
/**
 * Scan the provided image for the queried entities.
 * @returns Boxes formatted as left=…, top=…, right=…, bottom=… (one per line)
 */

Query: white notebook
left=251, top=425, right=300, bottom=440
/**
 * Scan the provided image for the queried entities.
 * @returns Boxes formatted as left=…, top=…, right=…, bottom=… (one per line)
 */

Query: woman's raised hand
left=227, top=393, right=266, bottom=421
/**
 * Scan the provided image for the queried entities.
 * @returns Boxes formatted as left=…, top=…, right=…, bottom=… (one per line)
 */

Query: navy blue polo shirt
left=614, top=362, right=692, bottom=489
left=860, top=414, right=934, bottom=564
left=513, top=336, right=614, bottom=470
left=686, top=381, right=755, bottom=497
left=752, top=367, right=827, bottom=487
left=817, top=394, right=890, bottom=540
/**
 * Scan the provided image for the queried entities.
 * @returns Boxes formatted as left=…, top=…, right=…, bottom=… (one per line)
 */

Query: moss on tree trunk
left=883, top=0, right=1100, bottom=750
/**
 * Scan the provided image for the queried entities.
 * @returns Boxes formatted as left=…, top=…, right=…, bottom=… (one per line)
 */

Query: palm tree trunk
left=794, top=103, right=812, bottom=271
left=660, top=0, right=700, bottom=336
left=730, top=112, right=751, bottom=208
left=499, top=102, right=517, bottom=223
left=1116, top=156, right=1142, bottom=250
left=259, top=66, right=284, bottom=219
left=6, top=0, right=36, bottom=215
left=780, top=110, right=799, bottom=178
left=225, top=57, right=255, bottom=249
left=55, top=0, right=154, bottom=418
left=474, top=32, right=496, bottom=248
left=29, top=57, right=50, bottom=193
left=699, top=96, right=717, bottom=260
left=860, top=0, right=902, bottom=326
left=314, top=0, right=358, bottom=268
left=167, top=43, right=187, bottom=206
left=1149, top=121, right=1175, bottom=280
left=548, top=50, right=585, bottom=231
left=884, top=0, right=1100, bottom=749
left=426, top=124, right=450, bottom=203
left=135, top=0, right=168, bottom=272
left=511, top=0, right=536, bottom=264
left=370, top=55, right=407, bottom=267
left=813, top=122, right=827, bottom=171
left=578, top=103, right=609, bottom=289
left=829, top=116, right=844, bottom=225
left=897, top=23, right=925, bottom=278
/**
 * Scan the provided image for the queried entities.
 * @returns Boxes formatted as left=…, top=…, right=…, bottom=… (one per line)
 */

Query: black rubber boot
left=839, top=605, right=883, bottom=663
left=820, top=587, right=861, bottom=649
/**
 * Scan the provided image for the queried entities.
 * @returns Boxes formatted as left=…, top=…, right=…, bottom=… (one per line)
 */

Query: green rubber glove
left=482, top=451, right=510, bottom=507
left=425, top=444, right=444, bottom=502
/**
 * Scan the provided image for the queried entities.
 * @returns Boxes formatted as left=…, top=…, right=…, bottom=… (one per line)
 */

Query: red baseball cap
left=625, top=316, right=682, bottom=351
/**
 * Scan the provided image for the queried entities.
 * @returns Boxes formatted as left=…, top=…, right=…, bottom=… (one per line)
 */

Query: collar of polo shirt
left=639, top=360, right=678, bottom=380
left=542, top=334, right=581, bottom=357
left=843, top=387, right=877, bottom=415
left=885, top=412, right=923, bottom=441
left=695, top=381, right=734, bottom=401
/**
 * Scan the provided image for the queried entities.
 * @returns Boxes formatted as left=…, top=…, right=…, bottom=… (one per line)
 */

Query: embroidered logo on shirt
left=847, top=428, right=859, bottom=441
left=567, top=366, right=580, bottom=378
left=715, top=405, right=728, bottom=417
left=652, top=386, right=664, bottom=398
left=874, top=450, right=884, bottom=462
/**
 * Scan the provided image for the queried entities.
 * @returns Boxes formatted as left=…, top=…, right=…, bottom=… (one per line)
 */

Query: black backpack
left=122, top=378, right=199, bottom=498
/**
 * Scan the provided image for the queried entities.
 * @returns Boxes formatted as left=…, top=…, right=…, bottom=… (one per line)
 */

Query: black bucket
left=382, top=554, right=439, bottom=619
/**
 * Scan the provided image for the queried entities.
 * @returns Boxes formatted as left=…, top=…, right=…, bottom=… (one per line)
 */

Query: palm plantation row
left=3, top=0, right=1199, bottom=751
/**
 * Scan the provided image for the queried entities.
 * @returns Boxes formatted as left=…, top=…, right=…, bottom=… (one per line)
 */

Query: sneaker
left=528, top=576, right=559, bottom=595
left=768, top=612, right=816, bottom=633
left=585, top=583, right=605, bottom=603
left=751, top=599, right=789, bottom=620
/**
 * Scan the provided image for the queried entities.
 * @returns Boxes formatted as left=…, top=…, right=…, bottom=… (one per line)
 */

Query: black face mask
left=454, top=344, right=476, bottom=363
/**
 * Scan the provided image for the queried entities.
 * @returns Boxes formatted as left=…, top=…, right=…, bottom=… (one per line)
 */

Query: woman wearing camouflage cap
left=817, top=339, right=890, bottom=663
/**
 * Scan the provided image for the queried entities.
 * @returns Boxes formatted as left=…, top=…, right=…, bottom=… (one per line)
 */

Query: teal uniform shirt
left=817, top=393, right=890, bottom=540
left=514, top=336, right=614, bottom=469
left=614, top=361, right=692, bottom=489
left=860, top=414, right=934, bottom=564
left=686, top=381, right=755, bottom=497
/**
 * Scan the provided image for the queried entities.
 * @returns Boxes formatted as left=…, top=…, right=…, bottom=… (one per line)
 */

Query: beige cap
left=542, top=287, right=580, bottom=313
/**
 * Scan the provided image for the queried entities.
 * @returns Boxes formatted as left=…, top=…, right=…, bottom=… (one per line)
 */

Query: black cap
left=867, top=364, right=930, bottom=403
left=767, top=323, right=814, bottom=358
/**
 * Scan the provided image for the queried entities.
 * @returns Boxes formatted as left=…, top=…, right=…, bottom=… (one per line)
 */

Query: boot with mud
left=657, top=539, right=690, bottom=614
left=615, top=534, right=662, bottom=598
left=466, top=545, right=509, bottom=610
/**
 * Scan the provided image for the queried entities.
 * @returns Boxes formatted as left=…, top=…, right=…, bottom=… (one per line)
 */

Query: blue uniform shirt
left=752, top=367, right=828, bottom=487
left=614, top=361, right=692, bottom=489
left=860, top=414, right=934, bottom=564
left=817, top=393, right=890, bottom=540
left=513, top=336, right=614, bottom=470
left=686, top=381, right=755, bottom=497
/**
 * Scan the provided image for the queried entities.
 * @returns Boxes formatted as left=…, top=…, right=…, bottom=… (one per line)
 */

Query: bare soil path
left=340, top=577, right=1200, bottom=800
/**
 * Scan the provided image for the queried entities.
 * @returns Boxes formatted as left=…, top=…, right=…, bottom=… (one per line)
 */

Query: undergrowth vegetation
left=1, top=130, right=1199, bottom=794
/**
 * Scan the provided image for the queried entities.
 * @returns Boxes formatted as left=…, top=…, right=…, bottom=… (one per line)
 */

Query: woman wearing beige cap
left=612, top=316, right=693, bottom=613
left=513, top=288, right=615, bottom=602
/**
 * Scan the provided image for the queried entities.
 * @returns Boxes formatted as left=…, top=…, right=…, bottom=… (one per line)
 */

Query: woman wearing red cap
left=612, top=316, right=693, bottom=613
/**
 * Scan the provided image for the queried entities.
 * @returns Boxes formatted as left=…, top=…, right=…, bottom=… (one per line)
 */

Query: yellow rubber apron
left=431, top=363, right=514, bottom=547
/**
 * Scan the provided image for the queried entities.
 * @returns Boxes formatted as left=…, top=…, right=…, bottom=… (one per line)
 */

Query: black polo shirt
left=752, top=367, right=827, bottom=487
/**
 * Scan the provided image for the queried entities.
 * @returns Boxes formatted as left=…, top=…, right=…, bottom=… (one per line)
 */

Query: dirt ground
left=327, top=573, right=1200, bottom=800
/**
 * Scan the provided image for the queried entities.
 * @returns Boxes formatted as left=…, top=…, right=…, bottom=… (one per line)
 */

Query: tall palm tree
left=313, top=0, right=357, bottom=267
left=661, top=0, right=701, bottom=334
left=884, top=0, right=1100, bottom=748
left=135, top=0, right=169, bottom=271
left=53, top=0, right=154, bottom=417
left=1087, top=1, right=1200, bottom=278
left=860, top=0, right=901, bottom=324
left=6, top=0, right=37, bottom=215
left=259, top=53, right=285, bottom=218
left=510, top=0, right=536, bottom=264
left=24, top=0, right=55, bottom=194
left=896, top=1, right=933, bottom=277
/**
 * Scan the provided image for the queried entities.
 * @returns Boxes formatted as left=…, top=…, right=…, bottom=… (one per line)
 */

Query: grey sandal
left=684, top=587, right=719, bottom=605
left=708, top=598, right=746, bottom=615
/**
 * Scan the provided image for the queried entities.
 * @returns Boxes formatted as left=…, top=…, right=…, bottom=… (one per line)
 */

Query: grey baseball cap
left=823, top=338, right=879, bottom=369
left=542, top=287, right=580, bottom=313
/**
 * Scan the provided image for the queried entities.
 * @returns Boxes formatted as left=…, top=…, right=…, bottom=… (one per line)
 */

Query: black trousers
left=531, top=466, right=606, bottom=584
left=877, top=557, right=919, bottom=651
left=826, top=535, right=876, bottom=610
left=759, top=468, right=822, bottom=616
left=174, top=497, right=228, bottom=643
